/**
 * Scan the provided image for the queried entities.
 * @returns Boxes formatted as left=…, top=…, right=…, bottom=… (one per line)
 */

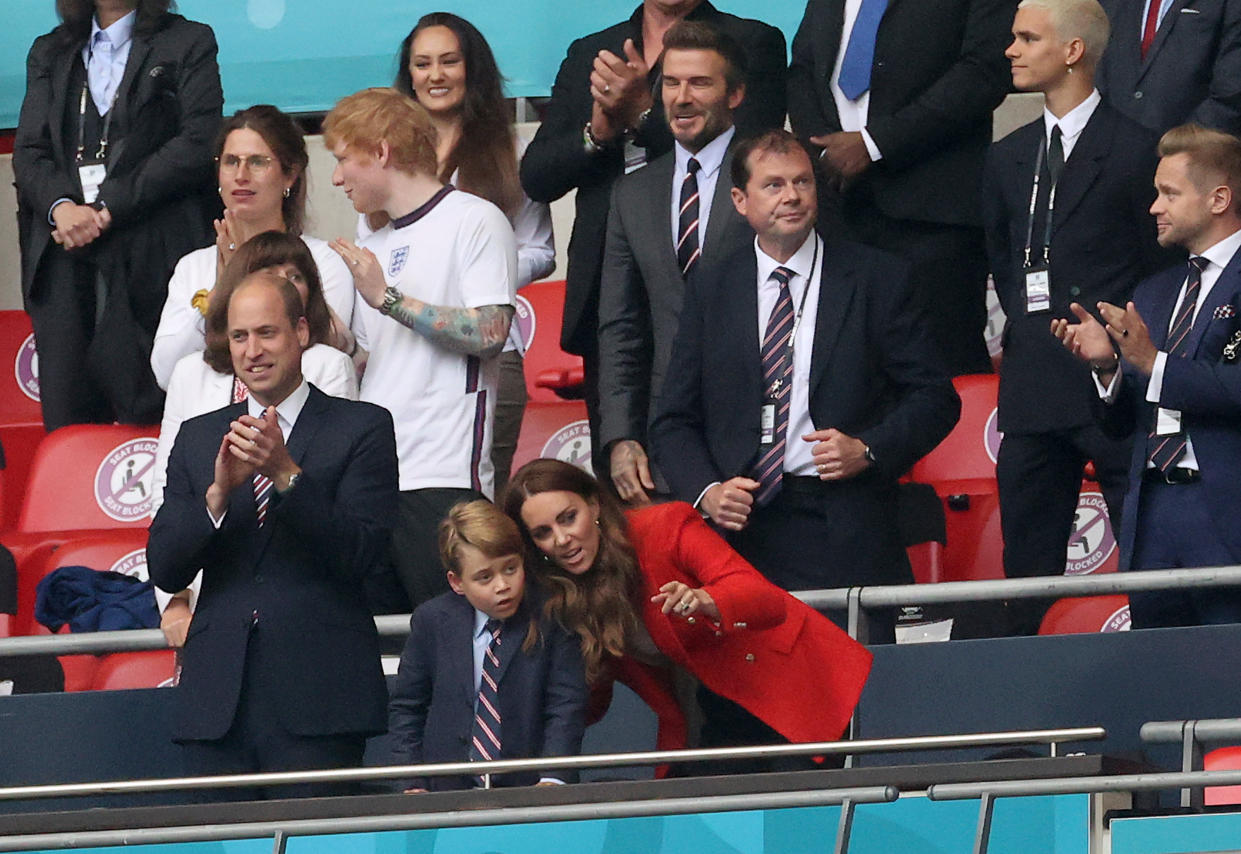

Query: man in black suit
left=651, top=130, right=959, bottom=635
left=787, top=0, right=1014, bottom=376
left=148, top=273, right=397, bottom=797
left=983, top=0, right=1167, bottom=634
left=13, top=0, right=221, bottom=430
left=520, top=0, right=786, bottom=474
left=597, top=20, right=754, bottom=505
left=1098, top=0, right=1241, bottom=136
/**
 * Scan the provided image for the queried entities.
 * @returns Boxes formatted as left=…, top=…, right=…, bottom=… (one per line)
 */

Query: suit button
left=875, top=61, right=884, bottom=68
left=715, top=630, right=724, bottom=637
left=687, top=616, right=696, bottom=624
left=1134, top=91, right=1144, bottom=99
left=1070, top=286, right=1081, bottom=297
left=734, top=622, right=747, bottom=629
left=255, top=574, right=264, bottom=584
left=745, top=653, right=755, bottom=662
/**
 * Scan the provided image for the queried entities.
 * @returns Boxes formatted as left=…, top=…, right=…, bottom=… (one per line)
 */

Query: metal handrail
left=3, top=564, right=1239, bottom=656
left=1141, top=718, right=1241, bottom=745
left=0, top=787, right=899, bottom=853
left=928, top=767, right=1241, bottom=800
left=0, top=727, right=1105, bottom=801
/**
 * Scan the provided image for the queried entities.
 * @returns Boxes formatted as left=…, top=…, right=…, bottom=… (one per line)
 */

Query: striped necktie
left=234, top=380, right=274, bottom=527
left=751, top=266, right=796, bottom=507
left=677, top=158, right=702, bottom=278
left=1147, top=256, right=1209, bottom=472
left=469, top=618, right=503, bottom=778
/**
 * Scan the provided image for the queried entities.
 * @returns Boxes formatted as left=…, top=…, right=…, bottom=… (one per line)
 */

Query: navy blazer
left=983, top=102, right=1168, bottom=433
left=1098, top=0, right=1241, bottom=135
left=650, top=232, right=959, bottom=586
left=1106, top=250, right=1241, bottom=570
left=787, top=0, right=1014, bottom=227
left=147, top=385, right=397, bottom=741
left=388, top=590, right=587, bottom=791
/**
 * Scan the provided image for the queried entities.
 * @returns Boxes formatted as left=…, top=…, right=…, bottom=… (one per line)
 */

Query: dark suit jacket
left=983, top=102, right=1168, bottom=433
left=520, top=2, right=787, bottom=356
left=787, top=0, right=1014, bottom=227
left=147, top=385, right=397, bottom=742
left=1102, top=251, right=1241, bottom=570
left=597, top=141, right=753, bottom=452
left=13, top=13, right=222, bottom=313
left=1098, top=0, right=1241, bottom=135
left=388, top=590, right=587, bottom=791
left=650, top=232, right=960, bottom=574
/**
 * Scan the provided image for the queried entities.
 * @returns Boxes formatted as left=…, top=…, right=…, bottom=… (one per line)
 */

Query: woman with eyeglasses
left=151, top=230, right=358, bottom=650
left=150, top=105, right=355, bottom=390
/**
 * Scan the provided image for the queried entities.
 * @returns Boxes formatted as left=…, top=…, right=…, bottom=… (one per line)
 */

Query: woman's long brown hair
left=502, top=460, right=642, bottom=684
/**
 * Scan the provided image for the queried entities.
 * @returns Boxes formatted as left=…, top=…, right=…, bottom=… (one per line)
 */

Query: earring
left=1065, top=63, right=1074, bottom=74
left=595, top=518, right=601, bottom=527
left=217, top=186, right=222, bottom=195
left=283, top=187, right=291, bottom=198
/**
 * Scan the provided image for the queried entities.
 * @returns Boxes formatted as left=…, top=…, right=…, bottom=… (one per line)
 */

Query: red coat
left=602, top=502, right=873, bottom=751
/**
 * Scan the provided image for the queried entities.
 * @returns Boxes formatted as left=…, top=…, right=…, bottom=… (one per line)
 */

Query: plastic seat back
left=512, top=401, right=593, bottom=477
left=516, top=281, right=586, bottom=403
left=92, top=651, right=176, bottom=691
left=1204, top=746, right=1241, bottom=806
left=1038, top=595, right=1131, bottom=635
left=909, top=373, right=1000, bottom=492
left=17, top=424, right=159, bottom=534
left=0, top=311, right=42, bottom=428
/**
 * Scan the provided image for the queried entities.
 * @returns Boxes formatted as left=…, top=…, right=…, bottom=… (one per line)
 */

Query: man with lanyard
left=982, top=0, right=1166, bottom=635
left=652, top=129, right=959, bottom=642
left=1054, top=123, right=1241, bottom=628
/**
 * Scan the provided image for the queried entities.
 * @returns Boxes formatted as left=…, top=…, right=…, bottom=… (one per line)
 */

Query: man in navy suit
left=1055, top=123, right=1241, bottom=628
left=651, top=130, right=959, bottom=636
left=148, top=272, right=397, bottom=795
left=1097, top=0, right=1241, bottom=136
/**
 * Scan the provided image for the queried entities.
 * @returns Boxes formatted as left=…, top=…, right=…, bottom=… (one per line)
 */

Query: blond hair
left=1017, top=0, right=1111, bottom=66
left=1159, top=123, right=1241, bottom=203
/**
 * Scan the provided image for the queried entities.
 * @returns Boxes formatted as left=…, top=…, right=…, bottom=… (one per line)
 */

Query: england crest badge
left=389, top=246, right=410, bottom=277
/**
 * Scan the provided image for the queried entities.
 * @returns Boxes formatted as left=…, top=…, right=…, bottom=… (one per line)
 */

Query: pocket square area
left=1214, top=305, right=1237, bottom=319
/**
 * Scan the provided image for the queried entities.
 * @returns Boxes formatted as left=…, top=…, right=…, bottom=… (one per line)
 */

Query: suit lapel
left=647, top=157, right=682, bottom=284
left=1139, top=0, right=1189, bottom=79
left=107, top=31, right=151, bottom=161
left=729, top=250, right=763, bottom=403
left=1189, top=254, right=1241, bottom=356
left=449, top=599, right=479, bottom=712
left=49, top=45, right=82, bottom=170
left=1146, top=266, right=1184, bottom=348
left=492, top=610, right=529, bottom=688
left=809, top=235, right=859, bottom=395
left=702, top=145, right=739, bottom=253
left=1051, top=107, right=1110, bottom=229
left=252, top=386, right=323, bottom=556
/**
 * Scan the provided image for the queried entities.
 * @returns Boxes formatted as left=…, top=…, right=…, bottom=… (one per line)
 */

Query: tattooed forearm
left=388, top=299, right=515, bottom=358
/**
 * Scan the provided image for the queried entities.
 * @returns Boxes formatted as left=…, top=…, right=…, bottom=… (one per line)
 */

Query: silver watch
left=379, top=285, right=403, bottom=316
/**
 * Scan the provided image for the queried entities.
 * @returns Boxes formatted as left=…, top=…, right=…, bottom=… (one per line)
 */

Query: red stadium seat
left=14, top=529, right=151, bottom=691
left=515, top=281, right=586, bottom=403
left=92, top=651, right=176, bottom=691
left=16, top=424, right=159, bottom=534
left=512, top=401, right=593, bottom=477
left=909, top=374, right=1003, bottom=581
left=1038, top=595, right=1130, bottom=636
left=0, top=311, right=47, bottom=531
left=1204, top=746, right=1241, bottom=806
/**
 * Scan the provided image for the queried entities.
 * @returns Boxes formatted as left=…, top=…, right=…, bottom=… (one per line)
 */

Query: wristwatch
left=379, top=285, right=403, bottom=316
left=278, top=471, right=301, bottom=495
left=864, top=445, right=877, bottom=465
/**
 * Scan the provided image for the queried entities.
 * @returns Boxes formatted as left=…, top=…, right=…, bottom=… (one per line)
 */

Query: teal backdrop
left=1, top=0, right=807, bottom=129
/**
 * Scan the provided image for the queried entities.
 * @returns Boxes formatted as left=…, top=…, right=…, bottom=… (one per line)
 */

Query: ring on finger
left=1121, top=328, right=1129, bottom=337
left=228, top=242, right=236, bottom=251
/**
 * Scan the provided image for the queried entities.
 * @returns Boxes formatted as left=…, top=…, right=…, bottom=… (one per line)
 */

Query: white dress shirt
left=829, top=0, right=884, bottom=161
left=1043, top=89, right=1101, bottom=161
left=82, top=10, right=135, bottom=116
left=670, top=126, right=735, bottom=253
left=755, top=231, right=824, bottom=476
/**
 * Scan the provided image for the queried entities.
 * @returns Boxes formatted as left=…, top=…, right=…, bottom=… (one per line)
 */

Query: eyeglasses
left=217, top=154, right=276, bottom=173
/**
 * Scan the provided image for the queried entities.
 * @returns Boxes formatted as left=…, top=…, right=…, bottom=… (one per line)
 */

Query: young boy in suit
left=388, top=500, right=587, bottom=791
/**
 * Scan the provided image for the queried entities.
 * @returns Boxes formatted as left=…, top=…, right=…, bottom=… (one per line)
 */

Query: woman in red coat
left=502, top=459, right=872, bottom=766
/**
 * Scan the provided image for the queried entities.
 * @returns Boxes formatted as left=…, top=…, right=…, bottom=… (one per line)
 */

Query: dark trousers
left=841, top=196, right=991, bottom=376
left=391, top=487, right=485, bottom=610
left=179, top=627, right=366, bottom=801
left=1128, top=478, right=1241, bottom=629
left=25, top=249, right=164, bottom=430
left=491, top=350, right=528, bottom=499
left=997, top=426, right=1131, bottom=635
left=727, top=476, right=907, bottom=644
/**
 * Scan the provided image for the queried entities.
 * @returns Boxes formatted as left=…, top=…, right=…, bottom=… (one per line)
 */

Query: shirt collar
left=90, top=9, right=136, bottom=50
left=755, top=230, right=820, bottom=287
left=1043, top=89, right=1101, bottom=145
left=474, top=608, right=501, bottom=638
left=1197, top=227, right=1241, bottom=272
left=245, top=378, right=310, bottom=432
left=675, top=125, right=735, bottom=179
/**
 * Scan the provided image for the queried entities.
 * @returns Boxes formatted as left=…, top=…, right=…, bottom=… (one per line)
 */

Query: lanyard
left=76, top=81, right=120, bottom=164
left=766, top=235, right=820, bottom=398
left=1022, top=134, right=1058, bottom=269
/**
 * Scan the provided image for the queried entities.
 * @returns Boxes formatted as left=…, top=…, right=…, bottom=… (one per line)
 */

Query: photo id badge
left=78, top=160, right=106, bottom=205
left=1024, top=265, right=1051, bottom=314
left=759, top=402, right=775, bottom=444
